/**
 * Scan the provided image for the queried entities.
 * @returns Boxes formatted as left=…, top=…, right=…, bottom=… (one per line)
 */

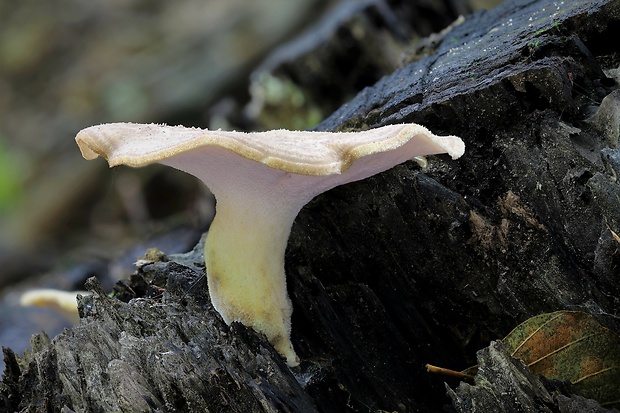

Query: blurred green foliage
left=0, top=136, right=24, bottom=212
left=251, top=73, right=324, bottom=131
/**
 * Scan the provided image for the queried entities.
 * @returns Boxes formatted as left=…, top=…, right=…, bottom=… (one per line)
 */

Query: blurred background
left=0, top=0, right=499, bottom=370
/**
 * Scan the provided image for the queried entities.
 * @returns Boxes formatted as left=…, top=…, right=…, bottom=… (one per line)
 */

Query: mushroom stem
left=205, top=190, right=301, bottom=366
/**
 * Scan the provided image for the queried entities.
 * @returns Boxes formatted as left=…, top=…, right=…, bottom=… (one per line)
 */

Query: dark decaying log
left=2, top=0, right=620, bottom=411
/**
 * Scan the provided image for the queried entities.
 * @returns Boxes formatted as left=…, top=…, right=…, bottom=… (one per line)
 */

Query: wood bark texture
left=2, top=0, right=620, bottom=411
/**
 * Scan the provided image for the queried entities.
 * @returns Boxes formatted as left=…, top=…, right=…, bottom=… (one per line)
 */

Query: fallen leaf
left=605, top=221, right=620, bottom=244
left=427, top=311, right=620, bottom=409
left=503, top=311, right=620, bottom=409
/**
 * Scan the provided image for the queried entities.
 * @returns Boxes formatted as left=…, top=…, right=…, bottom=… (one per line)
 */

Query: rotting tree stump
left=2, top=0, right=620, bottom=411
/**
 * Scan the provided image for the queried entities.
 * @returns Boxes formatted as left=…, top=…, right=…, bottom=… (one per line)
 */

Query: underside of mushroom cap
left=76, top=122, right=464, bottom=176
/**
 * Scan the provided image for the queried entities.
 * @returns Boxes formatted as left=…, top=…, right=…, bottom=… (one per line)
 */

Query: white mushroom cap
left=76, top=122, right=464, bottom=366
left=76, top=122, right=463, bottom=175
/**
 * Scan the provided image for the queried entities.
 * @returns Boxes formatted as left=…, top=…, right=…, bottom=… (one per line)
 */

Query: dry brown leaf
left=503, top=311, right=620, bottom=409
left=605, top=222, right=620, bottom=244
left=427, top=311, right=620, bottom=409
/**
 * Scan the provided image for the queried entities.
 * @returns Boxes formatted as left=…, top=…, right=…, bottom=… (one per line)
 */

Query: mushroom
left=20, top=288, right=89, bottom=324
left=76, top=122, right=464, bottom=366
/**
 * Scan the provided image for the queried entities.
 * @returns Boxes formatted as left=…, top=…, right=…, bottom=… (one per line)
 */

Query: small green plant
left=527, top=21, right=560, bottom=50
left=531, top=21, right=560, bottom=38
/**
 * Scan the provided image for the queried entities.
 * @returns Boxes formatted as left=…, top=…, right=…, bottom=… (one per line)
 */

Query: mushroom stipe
left=76, top=122, right=464, bottom=366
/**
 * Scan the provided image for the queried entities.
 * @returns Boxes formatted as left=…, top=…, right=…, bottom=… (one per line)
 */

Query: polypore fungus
left=76, top=122, right=464, bottom=366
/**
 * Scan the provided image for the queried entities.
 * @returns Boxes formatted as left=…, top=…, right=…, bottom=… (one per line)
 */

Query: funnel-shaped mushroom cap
left=76, top=122, right=463, bottom=175
left=76, top=122, right=464, bottom=366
